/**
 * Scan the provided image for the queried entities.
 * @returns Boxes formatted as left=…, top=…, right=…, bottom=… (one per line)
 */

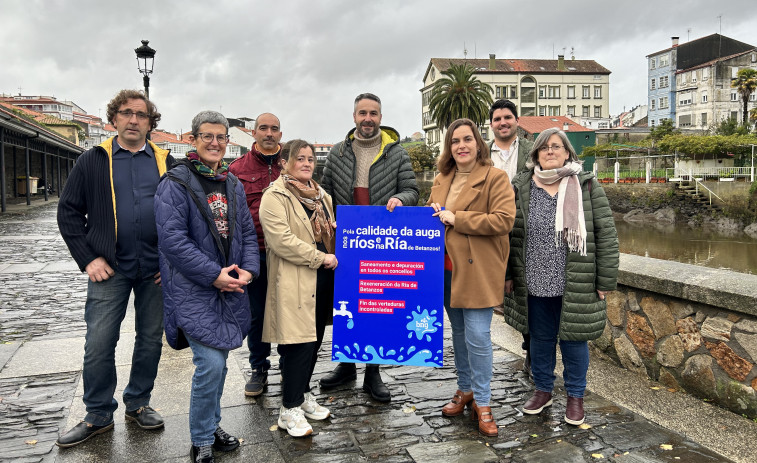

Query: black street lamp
left=134, top=40, right=156, bottom=99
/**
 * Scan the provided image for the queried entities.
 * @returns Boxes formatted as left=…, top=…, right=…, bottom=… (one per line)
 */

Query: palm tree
left=428, top=62, right=493, bottom=130
left=732, top=68, right=757, bottom=125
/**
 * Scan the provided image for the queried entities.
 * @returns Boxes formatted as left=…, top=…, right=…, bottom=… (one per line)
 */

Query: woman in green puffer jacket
left=503, top=128, right=618, bottom=426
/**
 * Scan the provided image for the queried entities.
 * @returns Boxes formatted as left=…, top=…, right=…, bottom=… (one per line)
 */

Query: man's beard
left=358, top=124, right=378, bottom=138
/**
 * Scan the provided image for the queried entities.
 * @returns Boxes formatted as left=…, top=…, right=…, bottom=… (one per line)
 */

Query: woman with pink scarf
left=503, top=128, right=618, bottom=426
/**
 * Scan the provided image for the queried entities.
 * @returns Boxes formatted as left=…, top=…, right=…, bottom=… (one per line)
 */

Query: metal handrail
left=685, top=168, right=723, bottom=205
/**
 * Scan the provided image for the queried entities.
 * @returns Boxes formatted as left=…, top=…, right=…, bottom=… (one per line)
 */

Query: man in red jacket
left=228, top=113, right=283, bottom=397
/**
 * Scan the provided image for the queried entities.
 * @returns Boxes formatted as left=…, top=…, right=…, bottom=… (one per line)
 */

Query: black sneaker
left=56, top=421, right=114, bottom=448
left=125, top=405, right=164, bottom=430
left=244, top=369, right=268, bottom=397
left=213, top=426, right=240, bottom=452
left=191, top=444, right=214, bottom=462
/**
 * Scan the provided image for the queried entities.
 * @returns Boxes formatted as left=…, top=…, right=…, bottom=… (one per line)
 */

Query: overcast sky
left=2, top=1, right=756, bottom=144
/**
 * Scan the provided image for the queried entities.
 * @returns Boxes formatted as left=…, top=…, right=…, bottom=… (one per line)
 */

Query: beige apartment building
left=421, top=54, right=611, bottom=145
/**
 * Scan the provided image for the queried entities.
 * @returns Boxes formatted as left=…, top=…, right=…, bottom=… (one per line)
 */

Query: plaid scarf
left=533, top=161, right=587, bottom=256
left=186, top=150, right=228, bottom=181
left=281, top=174, right=334, bottom=253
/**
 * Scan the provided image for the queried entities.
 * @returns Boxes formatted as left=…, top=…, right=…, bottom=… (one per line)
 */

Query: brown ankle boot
left=441, top=390, right=473, bottom=417
left=471, top=401, right=498, bottom=437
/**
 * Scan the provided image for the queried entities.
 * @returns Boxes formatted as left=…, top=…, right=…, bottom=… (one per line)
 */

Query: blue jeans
left=186, top=336, right=229, bottom=446
left=445, top=269, right=494, bottom=406
left=82, top=270, right=163, bottom=426
left=527, top=295, right=589, bottom=398
left=247, top=255, right=270, bottom=372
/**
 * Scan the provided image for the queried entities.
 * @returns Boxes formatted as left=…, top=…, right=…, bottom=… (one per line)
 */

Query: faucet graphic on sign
left=334, top=300, right=354, bottom=329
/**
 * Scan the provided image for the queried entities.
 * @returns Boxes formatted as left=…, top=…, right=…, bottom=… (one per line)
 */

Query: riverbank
left=602, top=182, right=757, bottom=237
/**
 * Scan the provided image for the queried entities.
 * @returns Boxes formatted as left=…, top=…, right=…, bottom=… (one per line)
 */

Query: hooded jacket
left=502, top=169, right=619, bottom=341
left=58, top=137, right=173, bottom=271
left=154, top=160, right=259, bottom=350
left=320, top=126, right=418, bottom=208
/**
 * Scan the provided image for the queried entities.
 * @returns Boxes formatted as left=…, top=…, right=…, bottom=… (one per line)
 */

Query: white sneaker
left=301, top=393, right=331, bottom=420
left=277, top=406, right=312, bottom=437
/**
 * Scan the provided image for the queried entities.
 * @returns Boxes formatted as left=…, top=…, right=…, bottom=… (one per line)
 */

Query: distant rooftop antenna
left=570, top=46, right=575, bottom=59
left=687, top=28, right=691, bottom=41
left=463, top=42, right=468, bottom=59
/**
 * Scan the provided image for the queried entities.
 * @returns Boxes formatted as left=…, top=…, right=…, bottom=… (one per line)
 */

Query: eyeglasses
left=538, top=144, right=564, bottom=153
left=117, top=110, right=150, bottom=120
left=197, top=133, right=230, bottom=144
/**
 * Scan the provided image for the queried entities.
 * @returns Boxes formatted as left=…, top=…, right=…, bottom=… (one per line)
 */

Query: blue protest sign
left=332, top=206, right=445, bottom=367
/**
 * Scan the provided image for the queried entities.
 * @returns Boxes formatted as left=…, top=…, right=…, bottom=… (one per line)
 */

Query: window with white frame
left=731, top=91, right=738, bottom=102
left=594, top=86, right=602, bottom=98
left=480, top=127, right=489, bottom=140
left=594, top=106, right=601, bottom=117
left=702, top=92, right=708, bottom=103
left=732, top=67, right=739, bottom=78
left=582, top=86, right=590, bottom=98
left=660, top=96, right=669, bottom=109
left=582, top=105, right=590, bottom=117
left=549, top=106, right=560, bottom=116
left=651, top=99, right=656, bottom=110
left=567, top=86, right=575, bottom=99
left=539, top=106, right=546, bottom=116
left=751, top=92, right=757, bottom=102
left=703, top=67, right=710, bottom=80
left=659, top=54, right=669, bottom=66
left=679, top=93, right=691, bottom=106
left=651, top=78, right=656, bottom=90
left=548, top=86, right=560, bottom=98
left=539, top=86, right=546, bottom=98
left=567, top=105, right=575, bottom=116
left=660, top=75, right=669, bottom=88
left=650, top=58, right=656, bottom=69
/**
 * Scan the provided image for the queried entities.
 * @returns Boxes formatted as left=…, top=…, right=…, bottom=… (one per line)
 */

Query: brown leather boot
left=564, top=396, right=585, bottom=425
left=441, top=390, right=473, bottom=417
left=471, top=401, right=498, bottom=437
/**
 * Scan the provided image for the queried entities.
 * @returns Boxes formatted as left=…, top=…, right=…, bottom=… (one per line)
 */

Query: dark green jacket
left=488, top=137, right=533, bottom=176
left=502, top=170, right=619, bottom=341
left=321, top=126, right=419, bottom=208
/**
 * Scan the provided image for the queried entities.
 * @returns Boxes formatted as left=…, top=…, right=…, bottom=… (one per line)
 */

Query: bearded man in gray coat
left=319, top=92, right=418, bottom=402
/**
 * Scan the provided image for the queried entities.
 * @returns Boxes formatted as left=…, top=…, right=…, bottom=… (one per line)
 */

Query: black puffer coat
left=320, top=126, right=418, bottom=208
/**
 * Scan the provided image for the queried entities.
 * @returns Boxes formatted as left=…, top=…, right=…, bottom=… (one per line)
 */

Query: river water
left=614, top=219, right=757, bottom=275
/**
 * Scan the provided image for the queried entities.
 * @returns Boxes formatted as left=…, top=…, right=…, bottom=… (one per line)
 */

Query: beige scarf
left=533, top=162, right=587, bottom=256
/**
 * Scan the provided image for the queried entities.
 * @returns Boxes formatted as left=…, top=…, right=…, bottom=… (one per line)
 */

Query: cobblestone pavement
left=0, top=201, right=737, bottom=462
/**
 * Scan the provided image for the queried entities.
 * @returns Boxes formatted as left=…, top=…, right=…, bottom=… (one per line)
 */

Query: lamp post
left=134, top=40, right=156, bottom=99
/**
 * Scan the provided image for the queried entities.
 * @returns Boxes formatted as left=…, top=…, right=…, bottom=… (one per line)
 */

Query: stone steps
left=675, top=182, right=722, bottom=212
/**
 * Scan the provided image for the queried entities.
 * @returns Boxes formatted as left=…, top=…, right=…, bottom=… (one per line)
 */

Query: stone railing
left=592, top=254, right=757, bottom=418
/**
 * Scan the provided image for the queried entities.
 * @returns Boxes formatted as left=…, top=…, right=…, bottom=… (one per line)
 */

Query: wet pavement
left=0, top=200, right=748, bottom=462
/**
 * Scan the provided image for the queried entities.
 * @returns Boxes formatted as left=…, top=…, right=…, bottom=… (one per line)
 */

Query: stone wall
left=592, top=254, right=757, bottom=418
